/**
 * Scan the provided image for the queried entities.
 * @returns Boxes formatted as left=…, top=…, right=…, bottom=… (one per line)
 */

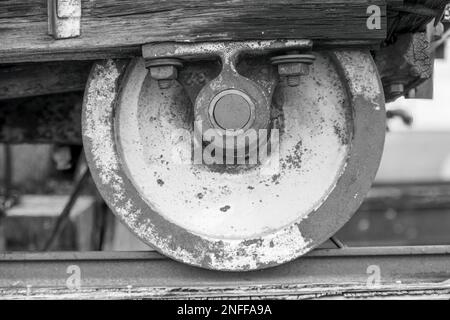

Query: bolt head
left=150, top=65, right=178, bottom=80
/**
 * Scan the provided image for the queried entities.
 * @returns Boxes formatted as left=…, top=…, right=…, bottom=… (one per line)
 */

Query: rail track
left=2, top=246, right=450, bottom=299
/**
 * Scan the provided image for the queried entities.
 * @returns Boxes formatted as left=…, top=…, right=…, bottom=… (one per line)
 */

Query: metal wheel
left=82, top=50, right=385, bottom=271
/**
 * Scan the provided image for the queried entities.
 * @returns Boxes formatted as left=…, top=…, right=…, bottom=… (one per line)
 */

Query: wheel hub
left=209, top=89, right=254, bottom=132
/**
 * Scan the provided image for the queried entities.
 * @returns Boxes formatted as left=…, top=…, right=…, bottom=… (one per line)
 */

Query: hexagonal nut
left=278, top=63, right=310, bottom=77
left=149, top=65, right=178, bottom=80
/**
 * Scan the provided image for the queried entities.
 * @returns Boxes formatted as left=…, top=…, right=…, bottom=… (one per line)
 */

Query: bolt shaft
left=287, top=76, right=301, bottom=87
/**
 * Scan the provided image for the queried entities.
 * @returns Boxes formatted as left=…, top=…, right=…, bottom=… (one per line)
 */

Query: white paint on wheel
left=116, top=55, right=351, bottom=239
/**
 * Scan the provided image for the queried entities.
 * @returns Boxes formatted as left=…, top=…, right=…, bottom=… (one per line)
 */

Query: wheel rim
left=82, top=50, right=385, bottom=271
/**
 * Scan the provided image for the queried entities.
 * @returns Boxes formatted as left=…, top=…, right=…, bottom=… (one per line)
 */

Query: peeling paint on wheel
left=82, top=49, right=385, bottom=271
left=116, top=55, right=351, bottom=239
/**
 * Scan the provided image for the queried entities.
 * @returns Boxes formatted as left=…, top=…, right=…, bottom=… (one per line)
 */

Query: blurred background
left=337, top=31, right=450, bottom=247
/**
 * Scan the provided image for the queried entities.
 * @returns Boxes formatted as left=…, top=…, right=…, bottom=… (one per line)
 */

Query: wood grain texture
left=0, top=0, right=387, bottom=63
left=0, top=61, right=92, bottom=100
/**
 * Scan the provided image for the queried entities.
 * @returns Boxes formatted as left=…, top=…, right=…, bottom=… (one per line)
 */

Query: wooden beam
left=0, top=61, right=92, bottom=100
left=0, top=0, right=387, bottom=63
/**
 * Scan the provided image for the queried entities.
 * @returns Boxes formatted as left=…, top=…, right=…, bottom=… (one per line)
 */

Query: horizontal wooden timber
left=0, top=0, right=387, bottom=63
left=0, top=61, right=92, bottom=100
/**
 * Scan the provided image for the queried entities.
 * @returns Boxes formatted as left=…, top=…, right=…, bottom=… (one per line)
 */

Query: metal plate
left=3, top=246, right=450, bottom=299
left=82, top=50, right=385, bottom=271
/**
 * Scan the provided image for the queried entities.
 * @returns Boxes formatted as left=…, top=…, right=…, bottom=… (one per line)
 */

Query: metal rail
left=2, top=246, right=450, bottom=299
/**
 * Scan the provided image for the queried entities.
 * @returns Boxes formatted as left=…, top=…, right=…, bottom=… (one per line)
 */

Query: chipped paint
left=83, top=60, right=122, bottom=187
left=116, top=54, right=350, bottom=239
left=143, top=40, right=313, bottom=63
left=82, top=48, right=385, bottom=271
left=206, top=224, right=311, bottom=270
left=332, top=51, right=382, bottom=109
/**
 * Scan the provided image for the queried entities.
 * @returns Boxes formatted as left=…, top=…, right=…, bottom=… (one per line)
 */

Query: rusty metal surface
left=83, top=48, right=385, bottom=271
left=0, top=92, right=82, bottom=144
left=2, top=246, right=450, bottom=299
left=374, top=32, right=434, bottom=102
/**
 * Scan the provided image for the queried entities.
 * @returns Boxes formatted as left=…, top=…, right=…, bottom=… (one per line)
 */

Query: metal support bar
left=48, top=0, right=81, bottom=39
left=2, top=246, right=450, bottom=299
left=143, top=40, right=313, bottom=61
left=330, top=236, right=346, bottom=249
left=42, top=165, right=90, bottom=251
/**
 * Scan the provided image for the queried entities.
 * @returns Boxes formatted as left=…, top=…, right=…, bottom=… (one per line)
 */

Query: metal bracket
left=142, top=40, right=313, bottom=62
left=48, top=0, right=81, bottom=39
left=143, top=40, right=313, bottom=156
left=142, top=40, right=315, bottom=160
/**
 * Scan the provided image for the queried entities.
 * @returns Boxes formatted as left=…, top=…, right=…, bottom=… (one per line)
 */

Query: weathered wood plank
left=0, top=0, right=387, bottom=63
left=361, top=182, right=450, bottom=211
